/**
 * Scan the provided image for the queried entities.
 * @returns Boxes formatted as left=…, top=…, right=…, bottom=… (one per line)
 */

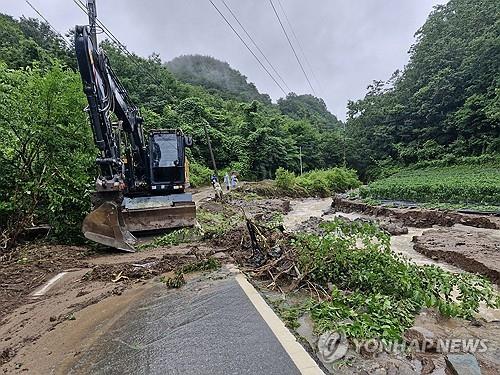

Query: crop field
left=360, top=165, right=500, bottom=207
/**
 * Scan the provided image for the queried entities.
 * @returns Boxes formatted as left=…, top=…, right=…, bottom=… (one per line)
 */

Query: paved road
left=68, top=270, right=312, bottom=374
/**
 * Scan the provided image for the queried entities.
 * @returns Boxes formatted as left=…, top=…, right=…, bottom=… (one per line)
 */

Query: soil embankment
left=414, top=225, right=500, bottom=285
left=330, top=195, right=500, bottom=285
left=331, top=196, right=500, bottom=229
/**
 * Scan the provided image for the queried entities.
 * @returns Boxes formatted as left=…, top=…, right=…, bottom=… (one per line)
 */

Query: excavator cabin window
left=150, top=133, right=183, bottom=184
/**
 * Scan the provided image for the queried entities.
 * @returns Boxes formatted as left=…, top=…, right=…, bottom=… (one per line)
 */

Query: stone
left=379, top=221, right=409, bottom=235
left=295, top=313, right=317, bottom=348
left=445, top=354, right=481, bottom=375
left=404, top=326, right=436, bottom=351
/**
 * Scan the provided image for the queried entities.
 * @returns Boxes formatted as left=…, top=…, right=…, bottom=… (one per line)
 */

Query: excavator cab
left=82, top=130, right=197, bottom=252
left=149, top=130, right=192, bottom=192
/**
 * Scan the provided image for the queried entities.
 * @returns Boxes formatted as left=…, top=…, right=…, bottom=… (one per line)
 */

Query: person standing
left=210, top=174, right=218, bottom=187
left=231, top=172, right=238, bottom=189
left=223, top=173, right=230, bottom=191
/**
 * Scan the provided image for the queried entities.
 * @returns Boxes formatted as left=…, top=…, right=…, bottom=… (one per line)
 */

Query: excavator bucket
left=82, top=201, right=137, bottom=252
left=121, top=195, right=196, bottom=233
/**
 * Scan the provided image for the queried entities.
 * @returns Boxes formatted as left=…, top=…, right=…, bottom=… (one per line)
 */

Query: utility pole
left=203, top=120, right=218, bottom=176
left=342, top=122, right=347, bottom=168
left=299, top=146, right=303, bottom=176
left=87, top=0, right=98, bottom=47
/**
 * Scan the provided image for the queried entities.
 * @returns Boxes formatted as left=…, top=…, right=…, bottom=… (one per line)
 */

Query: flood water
left=284, top=197, right=461, bottom=273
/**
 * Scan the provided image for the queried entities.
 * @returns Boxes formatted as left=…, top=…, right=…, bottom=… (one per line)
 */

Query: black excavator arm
left=75, top=25, right=147, bottom=193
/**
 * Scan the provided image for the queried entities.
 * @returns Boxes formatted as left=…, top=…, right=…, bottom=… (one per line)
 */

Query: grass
left=360, top=164, right=500, bottom=207
left=275, top=167, right=362, bottom=197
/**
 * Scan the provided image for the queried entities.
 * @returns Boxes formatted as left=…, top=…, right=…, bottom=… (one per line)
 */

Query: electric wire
left=72, top=0, right=163, bottom=87
left=25, top=0, right=71, bottom=49
left=268, top=0, right=316, bottom=95
left=220, top=0, right=291, bottom=93
left=276, top=0, right=323, bottom=96
left=208, top=0, right=287, bottom=96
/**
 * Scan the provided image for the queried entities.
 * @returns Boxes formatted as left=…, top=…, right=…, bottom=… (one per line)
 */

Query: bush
left=189, top=161, right=212, bottom=188
left=273, top=167, right=361, bottom=197
left=275, top=167, right=296, bottom=190
left=0, top=63, right=94, bottom=248
left=294, top=219, right=498, bottom=340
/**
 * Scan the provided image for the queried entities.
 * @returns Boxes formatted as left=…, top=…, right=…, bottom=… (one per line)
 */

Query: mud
left=0, top=244, right=94, bottom=320
left=331, top=196, right=500, bottom=229
left=0, top=239, right=225, bottom=369
left=413, top=225, right=500, bottom=285
left=290, top=307, right=500, bottom=375
left=82, top=254, right=197, bottom=282
left=2, top=188, right=499, bottom=373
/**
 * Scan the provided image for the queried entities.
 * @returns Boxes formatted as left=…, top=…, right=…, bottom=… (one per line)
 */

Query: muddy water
left=284, top=198, right=500, bottom=322
left=283, top=197, right=363, bottom=231
left=285, top=198, right=461, bottom=273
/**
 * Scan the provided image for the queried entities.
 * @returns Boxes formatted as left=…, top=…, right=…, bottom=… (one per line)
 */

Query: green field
left=360, top=165, right=500, bottom=208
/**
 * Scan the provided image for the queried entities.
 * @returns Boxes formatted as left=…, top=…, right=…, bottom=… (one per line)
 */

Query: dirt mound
left=413, top=227, right=500, bottom=285
left=82, top=254, right=197, bottom=282
left=331, top=196, right=499, bottom=229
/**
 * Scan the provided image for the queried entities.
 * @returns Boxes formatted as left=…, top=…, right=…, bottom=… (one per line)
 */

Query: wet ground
left=65, top=268, right=303, bottom=375
left=1, top=189, right=499, bottom=374
left=281, top=197, right=500, bottom=375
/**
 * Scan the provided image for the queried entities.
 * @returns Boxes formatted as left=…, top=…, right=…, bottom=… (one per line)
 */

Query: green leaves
left=292, top=219, right=498, bottom=340
left=345, top=0, right=500, bottom=177
left=274, top=167, right=361, bottom=197
left=360, top=164, right=500, bottom=206
left=0, top=63, right=94, bottom=246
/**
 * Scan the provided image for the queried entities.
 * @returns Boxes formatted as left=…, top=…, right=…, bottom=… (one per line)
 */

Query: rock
left=295, top=314, right=317, bottom=348
left=445, top=354, right=481, bottom=375
left=420, top=357, right=435, bottom=374
left=372, top=368, right=387, bottom=375
left=396, top=362, right=419, bottom=375
left=380, top=221, right=408, bottom=236
left=404, top=326, right=436, bottom=351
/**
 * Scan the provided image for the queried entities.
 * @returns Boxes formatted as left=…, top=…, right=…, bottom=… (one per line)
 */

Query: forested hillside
left=346, top=0, right=499, bottom=178
left=166, top=54, right=271, bottom=103
left=0, top=12, right=344, bottom=245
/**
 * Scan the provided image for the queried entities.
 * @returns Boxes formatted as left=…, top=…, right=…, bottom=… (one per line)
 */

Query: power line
left=72, top=0, right=163, bottom=87
left=25, top=0, right=71, bottom=49
left=208, top=0, right=287, bottom=96
left=276, top=0, right=323, bottom=96
left=220, top=0, right=291, bottom=93
left=268, top=0, right=316, bottom=95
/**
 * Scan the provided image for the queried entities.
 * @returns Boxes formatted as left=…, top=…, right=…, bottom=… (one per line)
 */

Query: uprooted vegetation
left=136, top=195, right=499, bottom=343
left=242, top=218, right=499, bottom=341
left=160, top=257, right=221, bottom=288
left=138, top=202, right=246, bottom=250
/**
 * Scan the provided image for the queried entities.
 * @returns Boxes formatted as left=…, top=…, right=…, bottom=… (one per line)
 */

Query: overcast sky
left=2, top=0, right=447, bottom=120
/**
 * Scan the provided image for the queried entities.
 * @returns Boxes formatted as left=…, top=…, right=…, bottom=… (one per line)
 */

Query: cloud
left=1, top=0, right=447, bottom=119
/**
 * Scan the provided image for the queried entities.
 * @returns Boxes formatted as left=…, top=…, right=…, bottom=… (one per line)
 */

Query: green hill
left=166, top=54, right=271, bottom=104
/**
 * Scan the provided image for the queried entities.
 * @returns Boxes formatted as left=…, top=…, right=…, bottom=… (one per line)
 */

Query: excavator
left=75, top=0, right=196, bottom=252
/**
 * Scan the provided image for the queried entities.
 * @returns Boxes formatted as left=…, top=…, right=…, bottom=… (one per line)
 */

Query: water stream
left=284, top=198, right=463, bottom=273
